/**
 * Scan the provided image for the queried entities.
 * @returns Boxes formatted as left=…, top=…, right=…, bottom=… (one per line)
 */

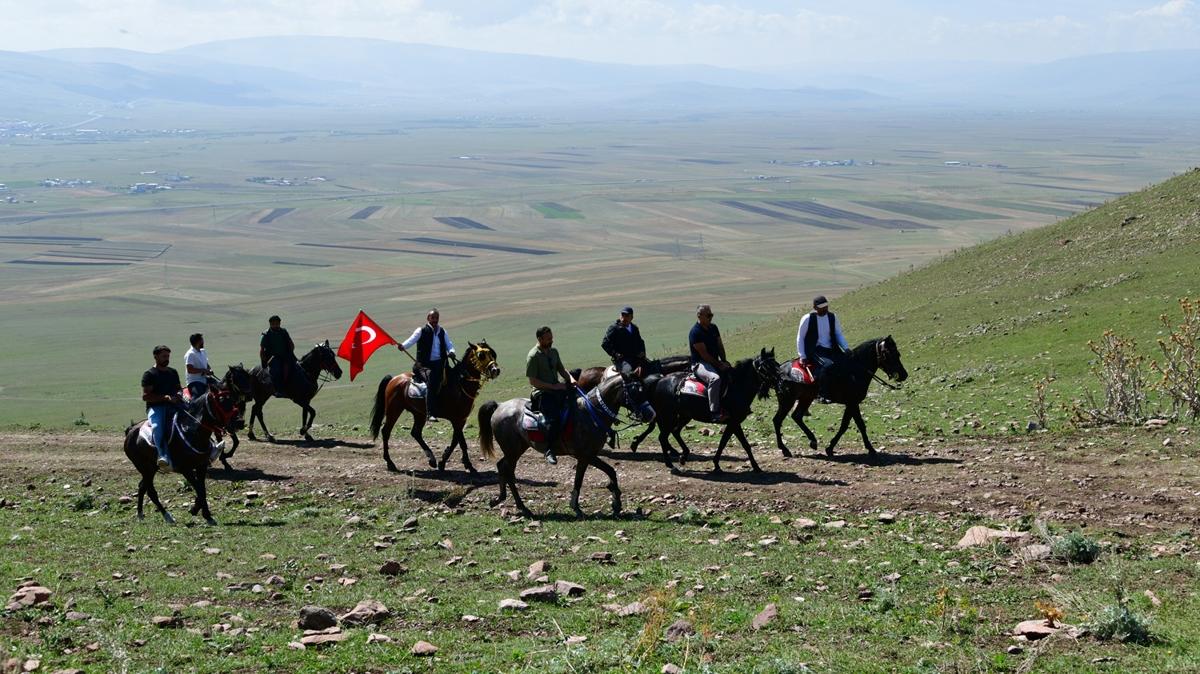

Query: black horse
left=641, top=348, right=780, bottom=474
left=123, top=378, right=242, bottom=524
left=247, top=341, right=343, bottom=442
left=772, top=336, right=908, bottom=457
left=208, top=364, right=253, bottom=469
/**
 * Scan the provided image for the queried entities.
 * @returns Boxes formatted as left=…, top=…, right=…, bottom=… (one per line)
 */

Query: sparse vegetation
left=1053, top=531, right=1102, bottom=564
left=1151, top=298, right=1200, bottom=420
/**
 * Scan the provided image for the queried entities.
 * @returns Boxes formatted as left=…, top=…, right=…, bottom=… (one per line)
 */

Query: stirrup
left=545, top=450, right=557, bottom=465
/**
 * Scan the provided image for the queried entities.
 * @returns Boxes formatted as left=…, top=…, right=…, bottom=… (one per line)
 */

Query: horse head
left=222, top=363, right=254, bottom=404
left=467, top=341, right=501, bottom=380
left=876, top=335, right=908, bottom=383
left=312, top=340, right=343, bottom=380
left=753, top=347, right=781, bottom=400
left=618, top=372, right=656, bottom=423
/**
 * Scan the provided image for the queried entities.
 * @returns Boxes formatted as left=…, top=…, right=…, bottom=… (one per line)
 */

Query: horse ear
left=324, top=339, right=330, bottom=347
left=469, top=341, right=476, bottom=349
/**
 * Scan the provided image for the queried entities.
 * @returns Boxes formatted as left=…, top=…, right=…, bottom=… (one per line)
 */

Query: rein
left=871, top=340, right=902, bottom=390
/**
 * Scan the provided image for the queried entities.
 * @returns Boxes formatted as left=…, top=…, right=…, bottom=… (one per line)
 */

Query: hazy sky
left=4, top=0, right=1197, bottom=67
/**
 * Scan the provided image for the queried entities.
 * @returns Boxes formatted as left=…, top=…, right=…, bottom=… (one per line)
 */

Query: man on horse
left=526, top=325, right=577, bottom=466
left=398, top=308, right=456, bottom=421
left=141, top=344, right=182, bottom=472
left=796, top=294, right=850, bottom=403
left=184, top=333, right=214, bottom=398
left=689, top=304, right=731, bottom=422
left=260, top=315, right=303, bottom=398
left=601, top=306, right=647, bottom=377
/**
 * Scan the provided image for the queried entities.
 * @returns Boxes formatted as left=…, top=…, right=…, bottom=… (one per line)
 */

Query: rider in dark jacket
left=601, top=306, right=647, bottom=376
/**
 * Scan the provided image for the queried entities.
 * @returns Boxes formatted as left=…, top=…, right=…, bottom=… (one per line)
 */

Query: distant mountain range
left=1, top=36, right=1197, bottom=118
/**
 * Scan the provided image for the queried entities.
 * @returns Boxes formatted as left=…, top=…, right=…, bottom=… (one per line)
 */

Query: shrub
left=1150, top=297, right=1200, bottom=419
left=1073, top=331, right=1147, bottom=425
left=1052, top=531, right=1101, bottom=564
left=1090, top=599, right=1153, bottom=644
left=71, top=493, right=96, bottom=511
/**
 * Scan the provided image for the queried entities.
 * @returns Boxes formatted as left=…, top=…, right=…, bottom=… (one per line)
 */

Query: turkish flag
left=336, top=310, right=396, bottom=381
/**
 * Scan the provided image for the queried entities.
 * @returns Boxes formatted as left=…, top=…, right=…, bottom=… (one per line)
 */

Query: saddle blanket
left=787, top=359, right=816, bottom=384
left=406, top=381, right=428, bottom=399
left=137, top=420, right=224, bottom=465
left=520, top=407, right=574, bottom=443
left=679, top=377, right=707, bottom=398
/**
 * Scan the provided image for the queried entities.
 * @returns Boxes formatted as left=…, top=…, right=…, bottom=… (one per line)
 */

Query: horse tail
left=369, top=375, right=393, bottom=441
left=478, top=400, right=499, bottom=459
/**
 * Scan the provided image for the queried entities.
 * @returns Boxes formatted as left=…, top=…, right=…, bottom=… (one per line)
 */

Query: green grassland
left=1, top=110, right=1199, bottom=432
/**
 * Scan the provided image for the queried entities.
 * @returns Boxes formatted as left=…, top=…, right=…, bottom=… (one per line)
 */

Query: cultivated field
left=1, top=109, right=1199, bottom=432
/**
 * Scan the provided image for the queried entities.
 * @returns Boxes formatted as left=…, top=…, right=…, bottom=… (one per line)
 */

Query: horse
left=246, top=341, right=343, bottom=442
left=478, top=372, right=655, bottom=518
left=772, top=336, right=908, bottom=457
left=122, top=380, right=242, bottom=525
left=368, top=341, right=501, bottom=473
left=207, top=364, right=253, bottom=470
left=571, top=355, right=690, bottom=450
left=643, top=348, right=781, bottom=474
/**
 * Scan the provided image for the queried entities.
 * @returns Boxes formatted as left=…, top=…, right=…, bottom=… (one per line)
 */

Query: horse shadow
left=803, top=451, right=963, bottom=467
left=268, top=438, right=375, bottom=449
left=403, top=469, right=556, bottom=507
left=209, top=466, right=291, bottom=482
left=681, top=469, right=849, bottom=487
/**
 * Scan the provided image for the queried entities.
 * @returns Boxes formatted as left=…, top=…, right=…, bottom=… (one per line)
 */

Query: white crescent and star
left=355, top=326, right=377, bottom=345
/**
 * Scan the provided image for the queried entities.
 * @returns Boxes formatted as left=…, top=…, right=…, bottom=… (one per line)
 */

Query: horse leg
left=773, top=396, right=794, bottom=457
left=590, top=456, right=622, bottom=516
left=195, top=464, right=216, bottom=525
left=792, top=399, right=819, bottom=451
left=712, top=425, right=734, bottom=473
left=143, top=474, right=174, bottom=524
left=657, top=423, right=680, bottom=474
left=437, top=422, right=465, bottom=472
left=850, top=405, right=876, bottom=456
left=506, top=457, right=533, bottom=518
left=136, top=475, right=148, bottom=520
left=732, top=424, right=761, bottom=473
left=630, top=421, right=655, bottom=452
left=219, top=431, right=238, bottom=470
left=410, top=416, right=437, bottom=469
left=251, top=401, right=274, bottom=443
left=490, top=456, right=509, bottom=507
left=301, top=403, right=316, bottom=442
left=826, top=406, right=854, bottom=456
left=569, top=459, right=589, bottom=519
left=381, top=407, right=402, bottom=473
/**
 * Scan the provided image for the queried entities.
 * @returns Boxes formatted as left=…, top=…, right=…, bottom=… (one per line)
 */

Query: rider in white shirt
left=398, top=309, right=456, bottom=420
left=183, top=333, right=214, bottom=397
left=795, top=295, right=849, bottom=402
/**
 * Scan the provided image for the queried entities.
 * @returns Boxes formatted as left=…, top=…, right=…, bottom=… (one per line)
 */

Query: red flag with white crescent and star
left=336, top=310, right=396, bottom=381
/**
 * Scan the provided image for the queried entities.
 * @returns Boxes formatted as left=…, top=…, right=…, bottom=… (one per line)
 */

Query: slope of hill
left=727, top=168, right=1200, bottom=440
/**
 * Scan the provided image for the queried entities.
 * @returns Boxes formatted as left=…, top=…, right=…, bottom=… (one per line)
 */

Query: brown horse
left=369, top=341, right=500, bottom=473
left=571, top=355, right=691, bottom=390
left=477, top=372, right=655, bottom=518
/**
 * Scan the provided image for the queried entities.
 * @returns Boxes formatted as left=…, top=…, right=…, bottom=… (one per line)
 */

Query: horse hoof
left=780, top=448, right=793, bottom=458
left=573, top=509, right=585, bottom=520
left=436, top=461, right=447, bottom=472
left=303, top=435, right=314, bottom=442
left=825, top=446, right=834, bottom=457
left=809, top=441, right=818, bottom=451
left=465, top=465, right=478, bottom=475
left=162, top=513, right=175, bottom=524
left=220, top=461, right=232, bottom=471
left=712, top=463, right=722, bottom=473
left=751, top=465, right=763, bottom=473
left=519, top=508, right=535, bottom=519
left=204, top=517, right=218, bottom=526
left=385, top=463, right=400, bottom=473
left=668, top=466, right=682, bottom=476
left=266, top=435, right=276, bottom=443
left=137, top=513, right=145, bottom=521
left=426, top=458, right=437, bottom=469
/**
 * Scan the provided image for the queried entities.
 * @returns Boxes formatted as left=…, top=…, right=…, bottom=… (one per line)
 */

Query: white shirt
left=796, top=312, right=848, bottom=360
left=184, top=347, right=210, bottom=385
left=401, top=324, right=455, bottom=360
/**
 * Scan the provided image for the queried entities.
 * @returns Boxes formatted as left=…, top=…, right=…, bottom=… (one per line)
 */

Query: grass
left=1, top=469, right=1195, bottom=672
left=531, top=202, right=584, bottom=219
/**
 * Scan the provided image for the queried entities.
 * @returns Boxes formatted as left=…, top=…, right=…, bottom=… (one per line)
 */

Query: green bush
left=1090, top=602, right=1153, bottom=644
left=1053, top=531, right=1101, bottom=564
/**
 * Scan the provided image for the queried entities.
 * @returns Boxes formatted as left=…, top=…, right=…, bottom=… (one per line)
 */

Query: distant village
left=246, top=176, right=330, bottom=186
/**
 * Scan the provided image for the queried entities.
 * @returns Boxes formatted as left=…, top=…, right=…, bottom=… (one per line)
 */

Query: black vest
left=804, top=311, right=838, bottom=356
left=416, top=325, right=448, bottom=363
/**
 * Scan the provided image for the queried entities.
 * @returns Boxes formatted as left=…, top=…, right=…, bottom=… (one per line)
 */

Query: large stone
left=1013, top=619, right=1059, bottom=640
left=605, top=601, right=648, bottom=617
left=300, top=629, right=346, bottom=648
left=792, top=518, right=818, bottom=530
left=340, top=599, right=389, bottom=625
left=411, top=640, right=439, bottom=656
left=1017, top=544, right=1053, bottom=562
left=498, top=598, right=529, bottom=611
left=662, top=665, right=683, bottom=674
left=752, top=603, right=778, bottom=630
left=519, top=585, right=559, bottom=602
left=298, top=605, right=338, bottom=631
left=664, top=619, right=695, bottom=642
left=151, top=615, right=183, bottom=629
left=554, top=580, right=586, bottom=598
left=527, top=560, right=550, bottom=579
left=956, top=526, right=1029, bottom=549
left=6, top=585, right=52, bottom=610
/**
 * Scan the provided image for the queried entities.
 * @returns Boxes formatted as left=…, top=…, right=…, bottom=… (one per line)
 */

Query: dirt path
left=1, top=430, right=1195, bottom=531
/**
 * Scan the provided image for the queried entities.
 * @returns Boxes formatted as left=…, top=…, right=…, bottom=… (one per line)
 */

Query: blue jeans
left=147, top=405, right=175, bottom=461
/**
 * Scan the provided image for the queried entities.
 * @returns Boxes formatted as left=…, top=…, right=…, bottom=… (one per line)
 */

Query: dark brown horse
left=772, top=336, right=907, bottom=457
left=571, top=355, right=689, bottom=450
left=246, top=341, right=343, bottom=442
left=478, top=371, right=655, bottom=518
left=123, top=374, right=242, bottom=525
left=369, top=341, right=500, bottom=473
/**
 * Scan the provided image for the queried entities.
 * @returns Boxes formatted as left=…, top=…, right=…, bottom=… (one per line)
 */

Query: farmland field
left=1, top=108, right=1199, bottom=432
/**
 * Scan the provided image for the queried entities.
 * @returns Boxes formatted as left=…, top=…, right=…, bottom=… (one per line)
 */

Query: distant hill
left=725, top=168, right=1200, bottom=440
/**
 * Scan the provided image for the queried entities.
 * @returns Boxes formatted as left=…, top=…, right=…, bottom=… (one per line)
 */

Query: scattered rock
left=461, top=614, right=482, bottom=623
left=608, top=601, right=648, bottom=617
left=1163, top=438, right=1173, bottom=447
left=504, top=570, right=522, bottom=582
left=527, top=560, right=550, bottom=579
left=792, top=518, right=818, bottom=530
left=21, top=660, right=39, bottom=673
left=286, top=641, right=306, bottom=651
left=299, top=628, right=346, bottom=648
left=379, top=560, right=406, bottom=576
left=265, top=575, right=286, bottom=586
left=1017, top=544, right=1052, bottom=562
left=956, top=526, right=1029, bottom=549
left=64, top=611, right=91, bottom=622
left=340, top=599, right=389, bottom=625
left=662, top=665, right=683, bottom=674
left=564, top=634, right=587, bottom=645
left=1012, top=619, right=1070, bottom=641
left=554, top=580, right=586, bottom=598
left=752, top=603, right=778, bottom=630
left=823, top=520, right=846, bottom=529
left=298, top=605, right=338, bottom=631
left=203, top=547, right=221, bottom=555
left=664, top=619, right=695, bottom=642
left=411, top=640, right=439, bottom=656
left=401, top=516, right=419, bottom=530
left=6, top=585, right=52, bottom=610
left=1144, top=418, right=1169, bottom=430
left=1007, top=645, right=1023, bottom=655
left=520, top=585, right=559, bottom=602
left=1145, top=589, right=1162, bottom=607
left=590, top=551, right=614, bottom=563
left=50, top=669, right=84, bottom=674
left=498, top=598, right=529, bottom=611
left=151, top=615, right=182, bottom=629
left=877, top=512, right=897, bottom=524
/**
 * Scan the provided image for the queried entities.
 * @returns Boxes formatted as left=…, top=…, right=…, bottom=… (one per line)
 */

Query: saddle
left=678, top=377, right=707, bottom=398
left=521, top=400, right=572, bottom=444
left=406, top=380, right=428, bottom=399
left=787, top=359, right=816, bottom=385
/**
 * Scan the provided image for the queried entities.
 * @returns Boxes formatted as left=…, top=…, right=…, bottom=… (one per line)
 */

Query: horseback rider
left=601, top=306, right=647, bottom=376
left=398, top=308, right=456, bottom=421
left=796, top=295, right=850, bottom=403
left=260, top=315, right=301, bottom=397
left=184, top=333, right=214, bottom=398
left=689, top=304, right=731, bottom=422
left=142, top=345, right=182, bottom=473
left=526, top=325, right=577, bottom=466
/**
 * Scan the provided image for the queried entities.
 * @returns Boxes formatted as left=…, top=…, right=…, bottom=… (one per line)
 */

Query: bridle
left=872, top=340, right=903, bottom=390
left=462, top=347, right=499, bottom=384
left=576, top=375, right=650, bottom=435
left=173, top=388, right=238, bottom=455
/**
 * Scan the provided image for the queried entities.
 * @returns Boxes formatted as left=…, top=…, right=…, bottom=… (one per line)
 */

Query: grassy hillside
left=728, top=167, right=1200, bottom=442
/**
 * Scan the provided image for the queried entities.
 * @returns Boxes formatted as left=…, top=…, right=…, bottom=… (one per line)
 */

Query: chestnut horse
left=369, top=341, right=500, bottom=473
